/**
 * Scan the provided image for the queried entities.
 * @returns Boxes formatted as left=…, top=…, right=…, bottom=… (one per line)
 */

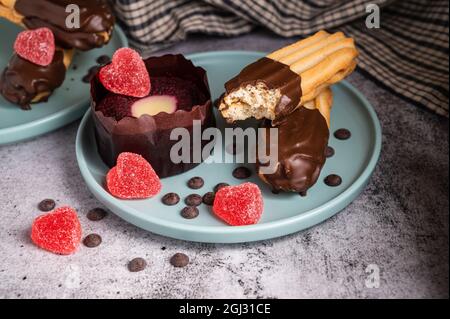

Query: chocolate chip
left=334, top=129, right=351, bottom=140
left=96, top=55, right=111, bottom=65
left=181, top=206, right=199, bottom=219
left=325, top=146, right=335, bottom=158
left=299, top=191, right=307, bottom=197
left=324, top=174, right=342, bottom=187
left=272, top=189, right=280, bottom=194
left=185, top=194, right=202, bottom=206
left=128, top=258, right=147, bottom=272
left=72, top=65, right=78, bottom=70
left=38, top=199, right=55, bottom=212
left=162, top=193, right=180, bottom=206
left=82, top=66, right=100, bottom=83
left=83, top=234, right=102, bottom=248
left=214, top=183, right=229, bottom=193
left=87, top=208, right=108, bottom=221
left=232, top=167, right=252, bottom=179
left=187, top=177, right=204, bottom=189
left=202, top=192, right=215, bottom=205
left=170, top=253, right=189, bottom=267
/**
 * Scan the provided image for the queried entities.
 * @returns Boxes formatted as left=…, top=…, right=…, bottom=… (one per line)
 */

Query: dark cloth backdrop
left=110, top=0, right=449, bottom=117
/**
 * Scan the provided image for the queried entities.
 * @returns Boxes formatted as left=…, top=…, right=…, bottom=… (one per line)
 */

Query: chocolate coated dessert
left=257, top=107, right=329, bottom=192
left=91, top=54, right=216, bottom=178
left=14, top=0, right=115, bottom=51
left=0, top=50, right=66, bottom=109
left=223, top=57, right=301, bottom=125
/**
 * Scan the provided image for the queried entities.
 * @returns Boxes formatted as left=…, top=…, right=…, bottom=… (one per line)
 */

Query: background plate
left=0, top=19, right=128, bottom=145
left=76, top=51, right=382, bottom=243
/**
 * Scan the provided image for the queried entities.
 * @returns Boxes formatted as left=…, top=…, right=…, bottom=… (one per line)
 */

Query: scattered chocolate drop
left=334, top=129, right=351, bottom=140
left=38, top=199, right=55, bottom=212
left=232, top=167, right=252, bottom=179
left=185, top=194, right=202, bottom=206
left=96, top=55, right=111, bottom=65
left=299, top=191, right=307, bottom=197
left=202, top=192, right=215, bottom=205
left=272, top=189, right=280, bottom=194
left=161, top=193, right=180, bottom=206
left=181, top=206, right=199, bottom=219
left=72, top=64, right=78, bottom=70
left=187, top=177, right=204, bottom=189
left=83, top=234, right=102, bottom=248
left=87, top=207, right=108, bottom=221
left=128, top=258, right=147, bottom=272
left=324, top=174, right=342, bottom=187
left=82, top=66, right=100, bottom=83
left=214, top=183, right=229, bottom=193
left=170, top=253, right=189, bottom=267
left=325, top=146, right=335, bottom=158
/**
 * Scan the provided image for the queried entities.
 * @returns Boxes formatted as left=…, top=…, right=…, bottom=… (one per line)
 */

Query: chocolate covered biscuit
left=0, top=0, right=114, bottom=108
left=0, top=49, right=71, bottom=109
left=1, top=0, right=114, bottom=51
left=257, top=88, right=332, bottom=193
left=219, top=31, right=357, bottom=125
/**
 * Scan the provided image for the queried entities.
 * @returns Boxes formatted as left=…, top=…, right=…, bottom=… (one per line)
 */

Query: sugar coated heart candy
left=213, top=182, right=263, bottom=226
left=14, top=27, right=55, bottom=66
left=99, top=48, right=150, bottom=98
left=31, top=206, right=81, bottom=255
left=106, top=152, right=161, bottom=199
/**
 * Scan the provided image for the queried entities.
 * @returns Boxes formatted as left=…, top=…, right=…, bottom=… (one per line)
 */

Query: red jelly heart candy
left=213, top=182, right=263, bottom=226
left=99, top=48, right=150, bottom=98
left=14, top=27, right=55, bottom=66
left=106, top=152, right=162, bottom=199
left=31, top=207, right=82, bottom=255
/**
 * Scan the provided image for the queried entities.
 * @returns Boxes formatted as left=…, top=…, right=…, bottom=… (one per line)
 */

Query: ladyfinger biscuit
left=257, top=88, right=333, bottom=193
left=219, top=31, right=358, bottom=125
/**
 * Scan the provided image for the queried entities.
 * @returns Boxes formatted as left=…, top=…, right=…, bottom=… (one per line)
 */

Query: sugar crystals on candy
left=106, top=152, right=162, bottom=199
left=213, top=182, right=263, bottom=226
left=99, top=48, right=150, bottom=98
left=31, top=206, right=81, bottom=255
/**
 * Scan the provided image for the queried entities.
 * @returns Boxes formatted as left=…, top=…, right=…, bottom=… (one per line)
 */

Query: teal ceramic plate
left=0, top=19, right=128, bottom=145
left=76, top=51, right=382, bottom=243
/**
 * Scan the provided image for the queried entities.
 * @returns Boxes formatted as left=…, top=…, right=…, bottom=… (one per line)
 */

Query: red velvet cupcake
left=91, top=53, right=216, bottom=177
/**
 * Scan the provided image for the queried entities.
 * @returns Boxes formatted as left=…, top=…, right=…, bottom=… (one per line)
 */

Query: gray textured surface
left=0, top=31, right=448, bottom=299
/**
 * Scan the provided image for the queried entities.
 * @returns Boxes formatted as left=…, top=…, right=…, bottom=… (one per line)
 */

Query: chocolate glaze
left=15, top=0, right=115, bottom=50
left=257, top=107, right=329, bottom=192
left=224, top=57, right=301, bottom=125
left=0, top=51, right=66, bottom=109
left=91, top=54, right=216, bottom=178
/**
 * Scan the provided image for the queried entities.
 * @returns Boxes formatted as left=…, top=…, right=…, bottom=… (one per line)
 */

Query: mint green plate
left=0, top=19, right=128, bottom=145
left=76, top=51, right=382, bottom=243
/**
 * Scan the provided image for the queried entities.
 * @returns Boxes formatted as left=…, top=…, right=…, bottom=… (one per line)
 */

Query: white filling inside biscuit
left=219, top=82, right=281, bottom=122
